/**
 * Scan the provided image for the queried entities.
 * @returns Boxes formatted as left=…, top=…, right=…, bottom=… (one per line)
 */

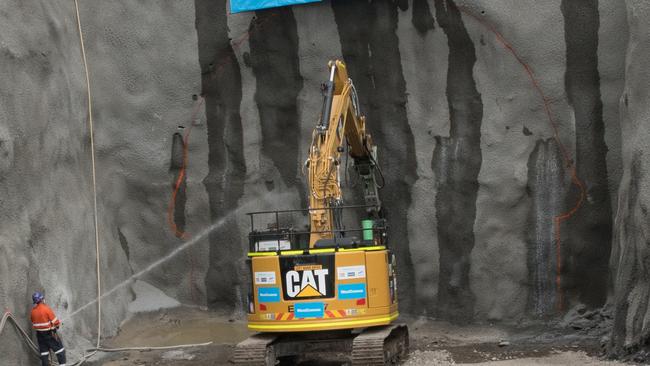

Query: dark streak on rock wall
left=526, top=139, right=566, bottom=317
left=170, top=132, right=185, bottom=170
left=561, top=0, right=612, bottom=308
left=195, top=0, right=246, bottom=310
left=117, top=228, right=131, bottom=262
left=170, top=132, right=187, bottom=234
left=331, top=0, right=418, bottom=312
left=609, top=156, right=644, bottom=357
left=249, top=9, right=304, bottom=203
left=432, top=0, right=483, bottom=322
left=117, top=228, right=134, bottom=274
left=412, top=0, right=435, bottom=34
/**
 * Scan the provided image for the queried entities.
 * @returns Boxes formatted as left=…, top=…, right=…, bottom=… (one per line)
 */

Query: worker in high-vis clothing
left=30, top=292, right=66, bottom=366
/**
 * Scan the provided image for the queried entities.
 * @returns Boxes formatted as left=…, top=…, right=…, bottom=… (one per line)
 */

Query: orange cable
left=166, top=12, right=283, bottom=303
left=167, top=97, right=204, bottom=240
left=458, top=7, right=587, bottom=311
left=167, top=13, right=278, bottom=240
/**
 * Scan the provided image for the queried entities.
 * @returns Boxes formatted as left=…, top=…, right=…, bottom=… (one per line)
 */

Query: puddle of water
left=110, top=310, right=252, bottom=347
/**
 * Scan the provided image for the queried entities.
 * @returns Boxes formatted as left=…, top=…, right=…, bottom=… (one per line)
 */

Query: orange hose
left=166, top=15, right=279, bottom=304
left=166, top=13, right=278, bottom=239
left=167, top=97, right=204, bottom=240
left=458, top=7, right=586, bottom=311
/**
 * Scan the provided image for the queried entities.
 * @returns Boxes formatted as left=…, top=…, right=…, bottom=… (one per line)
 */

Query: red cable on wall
left=167, top=96, right=205, bottom=240
left=166, top=96, right=204, bottom=303
left=458, top=7, right=586, bottom=311
left=165, top=14, right=279, bottom=304
left=166, top=13, right=278, bottom=240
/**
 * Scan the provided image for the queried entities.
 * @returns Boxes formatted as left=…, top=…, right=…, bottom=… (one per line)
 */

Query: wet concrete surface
left=88, top=307, right=624, bottom=365
left=0, top=1, right=640, bottom=364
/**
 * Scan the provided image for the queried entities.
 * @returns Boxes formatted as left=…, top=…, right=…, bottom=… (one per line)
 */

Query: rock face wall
left=561, top=0, right=613, bottom=309
left=0, top=0, right=638, bottom=363
left=0, top=1, right=133, bottom=364
left=608, top=0, right=650, bottom=358
left=432, top=0, right=483, bottom=322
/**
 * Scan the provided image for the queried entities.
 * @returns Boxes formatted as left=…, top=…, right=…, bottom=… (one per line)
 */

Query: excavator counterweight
left=234, top=60, right=408, bottom=365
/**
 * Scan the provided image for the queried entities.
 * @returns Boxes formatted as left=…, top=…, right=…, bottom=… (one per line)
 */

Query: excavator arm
left=307, top=60, right=382, bottom=247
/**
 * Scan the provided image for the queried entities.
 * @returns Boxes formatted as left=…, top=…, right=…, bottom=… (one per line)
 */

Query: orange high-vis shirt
left=30, top=303, right=61, bottom=332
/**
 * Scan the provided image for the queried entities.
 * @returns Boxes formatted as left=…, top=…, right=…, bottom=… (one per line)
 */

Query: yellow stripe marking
left=249, top=312, right=398, bottom=331
left=309, top=248, right=336, bottom=254
left=248, top=246, right=386, bottom=257
left=247, top=252, right=276, bottom=257
left=338, top=246, right=386, bottom=252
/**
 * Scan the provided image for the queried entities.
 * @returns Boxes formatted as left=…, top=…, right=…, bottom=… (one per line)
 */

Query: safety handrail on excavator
left=246, top=204, right=388, bottom=252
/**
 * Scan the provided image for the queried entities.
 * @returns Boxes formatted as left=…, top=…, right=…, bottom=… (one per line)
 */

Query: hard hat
left=32, top=291, right=44, bottom=304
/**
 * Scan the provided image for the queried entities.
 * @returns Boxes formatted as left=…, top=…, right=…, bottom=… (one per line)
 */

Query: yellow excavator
left=234, top=60, right=408, bottom=365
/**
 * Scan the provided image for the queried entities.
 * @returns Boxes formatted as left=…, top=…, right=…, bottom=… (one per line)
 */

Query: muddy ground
left=80, top=307, right=632, bottom=365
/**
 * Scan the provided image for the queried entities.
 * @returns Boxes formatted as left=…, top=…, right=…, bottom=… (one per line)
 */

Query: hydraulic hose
left=0, top=312, right=40, bottom=355
left=1, top=310, right=213, bottom=365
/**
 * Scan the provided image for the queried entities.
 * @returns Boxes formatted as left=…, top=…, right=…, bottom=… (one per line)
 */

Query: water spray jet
left=64, top=207, right=242, bottom=321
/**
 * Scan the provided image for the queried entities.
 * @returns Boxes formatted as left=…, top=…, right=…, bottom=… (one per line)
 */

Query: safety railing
left=246, top=205, right=386, bottom=253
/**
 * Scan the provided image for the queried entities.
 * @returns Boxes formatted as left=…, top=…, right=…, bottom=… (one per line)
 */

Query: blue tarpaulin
left=230, top=0, right=321, bottom=13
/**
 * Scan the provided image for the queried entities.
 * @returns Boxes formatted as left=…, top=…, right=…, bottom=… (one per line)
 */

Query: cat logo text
left=285, top=264, right=329, bottom=298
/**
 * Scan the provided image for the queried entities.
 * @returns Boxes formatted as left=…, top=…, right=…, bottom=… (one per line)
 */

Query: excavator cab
left=235, top=61, right=408, bottom=366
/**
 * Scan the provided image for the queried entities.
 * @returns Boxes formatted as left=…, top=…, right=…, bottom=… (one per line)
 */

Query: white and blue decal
left=257, top=287, right=281, bottom=303
left=337, top=283, right=367, bottom=300
left=293, top=302, right=324, bottom=318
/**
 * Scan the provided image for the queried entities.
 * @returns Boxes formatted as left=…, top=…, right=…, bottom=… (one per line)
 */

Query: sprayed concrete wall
left=0, top=1, right=134, bottom=364
left=0, top=0, right=638, bottom=363
left=608, top=0, right=650, bottom=358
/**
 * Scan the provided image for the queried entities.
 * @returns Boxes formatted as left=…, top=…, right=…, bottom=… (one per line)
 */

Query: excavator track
left=351, top=324, right=409, bottom=365
left=233, top=333, right=277, bottom=366
left=233, top=324, right=408, bottom=365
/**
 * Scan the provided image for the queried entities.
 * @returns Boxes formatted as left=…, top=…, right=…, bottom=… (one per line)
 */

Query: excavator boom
left=308, top=60, right=381, bottom=246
